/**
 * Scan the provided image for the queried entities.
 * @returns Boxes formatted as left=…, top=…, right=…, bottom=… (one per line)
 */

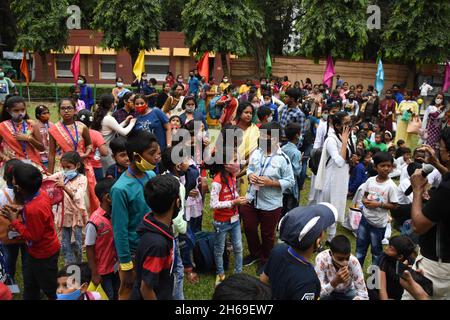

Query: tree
left=294, top=0, right=369, bottom=62
left=182, top=0, right=265, bottom=77
left=10, top=0, right=70, bottom=83
left=162, top=0, right=184, bottom=31
left=0, top=0, right=17, bottom=54
left=91, top=0, right=164, bottom=67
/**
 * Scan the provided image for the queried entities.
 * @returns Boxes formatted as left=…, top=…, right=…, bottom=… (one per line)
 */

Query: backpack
left=301, top=117, right=315, bottom=151
left=208, top=95, right=223, bottom=120
left=193, top=231, right=229, bottom=274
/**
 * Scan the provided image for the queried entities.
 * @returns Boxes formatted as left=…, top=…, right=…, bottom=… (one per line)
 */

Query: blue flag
left=375, top=58, right=384, bottom=93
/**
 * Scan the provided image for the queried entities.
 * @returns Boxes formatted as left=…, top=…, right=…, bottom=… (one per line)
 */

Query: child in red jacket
left=1, top=163, right=60, bottom=300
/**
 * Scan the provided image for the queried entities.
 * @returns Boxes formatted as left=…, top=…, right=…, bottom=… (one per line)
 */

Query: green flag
left=265, top=49, right=272, bottom=78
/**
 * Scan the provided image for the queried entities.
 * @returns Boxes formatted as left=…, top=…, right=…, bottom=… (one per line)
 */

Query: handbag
left=407, top=116, right=422, bottom=134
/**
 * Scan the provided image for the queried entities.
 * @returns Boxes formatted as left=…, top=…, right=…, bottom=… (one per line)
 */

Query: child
left=85, top=178, right=119, bottom=300
left=262, top=92, right=279, bottom=122
left=356, top=152, right=399, bottom=267
left=368, top=133, right=388, bottom=152
left=256, top=106, right=272, bottom=128
left=390, top=147, right=412, bottom=179
left=105, top=136, right=129, bottom=180
left=169, top=115, right=181, bottom=137
left=52, top=151, right=88, bottom=265
left=77, top=109, right=108, bottom=182
left=210, top=147, right=247, bottom=286
left=395, top=139, right=406, bottom=158
left=56, top=263, right=102, bottom=300
left=376, top=235, right=416, bottom=300
left=348, top=150, right=368, bottom=197
left=131, top=174, right=180, bottom=300
left=1, top=163, right=60, bottom=300
left=111, top=130, right=160, bottom=300
left=281, top=123, right=302, bottom=216
left=384, top=131, right=394, bottom=149
left=34, top=104, right=53, bottom=168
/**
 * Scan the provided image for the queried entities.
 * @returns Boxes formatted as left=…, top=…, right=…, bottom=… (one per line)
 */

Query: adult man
left=188, top=70, right=200, bottom=97
left=392, top=84, right=404, bottom=104
left=260, top=203, right=337, bottom=300
left=0, top=66, right=17, bottom=104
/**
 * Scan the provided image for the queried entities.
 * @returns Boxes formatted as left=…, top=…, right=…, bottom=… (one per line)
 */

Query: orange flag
left=197, top=52, right=209, bottom=83
left=20, top=49, right=30, bottom=86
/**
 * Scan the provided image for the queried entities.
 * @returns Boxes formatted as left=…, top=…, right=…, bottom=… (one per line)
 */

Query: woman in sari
left=0, top=96, right=45, bottom=171
left=48, top=98, right=99, bottom=213
left=235, top=101, right=260, bottom=197
left=395, top=91, right=419, bottom=148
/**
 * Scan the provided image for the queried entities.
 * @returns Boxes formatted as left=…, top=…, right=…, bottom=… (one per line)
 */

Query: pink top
left=76, top=100, right=86, bottom=113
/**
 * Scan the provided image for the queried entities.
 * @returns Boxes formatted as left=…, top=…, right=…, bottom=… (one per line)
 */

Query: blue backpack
left=208, top=95, right=223, bottom=120
left=193, top=231, right=229, bottom=273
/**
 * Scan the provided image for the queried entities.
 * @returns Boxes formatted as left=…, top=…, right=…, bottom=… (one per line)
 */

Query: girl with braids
left=315, top=111, right=355, bottom=242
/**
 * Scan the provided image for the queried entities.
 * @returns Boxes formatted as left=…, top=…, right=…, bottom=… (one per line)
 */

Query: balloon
left=417, top=98, right=423, bottom=105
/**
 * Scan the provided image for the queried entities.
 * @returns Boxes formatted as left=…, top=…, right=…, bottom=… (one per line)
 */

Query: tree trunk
left=405, top=62, right=417, bottom=90
left=129, top=49, right=139, bottom=80
left=39, top=51, right=51, bottom=84
left=220, top=52, right=229, bottom=79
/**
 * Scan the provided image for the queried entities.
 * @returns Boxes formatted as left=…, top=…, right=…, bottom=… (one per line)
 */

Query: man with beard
left=0, top=163, right=60, bottom=300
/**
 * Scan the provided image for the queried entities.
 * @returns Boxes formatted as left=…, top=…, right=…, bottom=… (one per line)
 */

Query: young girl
left=0, top=96, right=45, bottom=170
left=35, top=105, right=54, bottom=169
left=169, top=115, right=181, bottom=136
left=210, top=138, right=247, bottom=286
left=52, top=151, right=88, bottom=265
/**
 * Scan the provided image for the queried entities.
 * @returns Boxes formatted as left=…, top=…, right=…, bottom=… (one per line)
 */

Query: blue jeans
left=3, top=243, right=28, bottom=281
left=173, top=238, right=184, bottom=300
left=213, top=219, right=243, bottom=275
left=61, top=226, right=83, bottom=265
left=356, top=216, right=386, bottom=267
left=101, top=272, right=120, bottom=300
left=94, top=167, right=104, bottom=182
left=321, top=289, right=356, bottom=300
left=299, top=144, right=313, bottom=190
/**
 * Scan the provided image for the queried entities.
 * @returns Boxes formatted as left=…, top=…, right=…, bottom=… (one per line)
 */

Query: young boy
left=281, top=123, right=302, bottom=216
left=1, top=163, right=60, bottom=300
left=85, top=178, right=119, bottom=300
left=105, top=136, right=130, bottom=180
left=368, top=133, right=388, bottom=152
left=356, top=152, right=399, bottom=267
left=131, top=174, right=181, bottom=300
left=256, top=106, right=272, bottom=127
left=56, top=263, right=102, bottom=300
left=315, top=235, right=368, bottom=300
left=390, top=147, right=412, bottom=179
left=111, top=131, right=161, bottom=300
left=262, top=92, right=279, bottom=122
left=395, top=139, right=406, bottom=158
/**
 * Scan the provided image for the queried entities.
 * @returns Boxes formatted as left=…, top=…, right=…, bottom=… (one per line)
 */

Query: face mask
left=322, top=114, right=328, bottom=121
left=0, top=72, right=4, bottom=77
left=435, top=98, right=443, bottom=105
left=223, top=79, right=228, bottom=83
left=185, top=105, right=195, bottom=113
left=264, top=100, right=271, bottom=105
left=10, top=112, right=26, bottom=122
left=135, top=153, right=156, bottom=172
left=77, top=80, right=84, bottom=85
left=117, top=82, right=124, bottom=87
left=252, top=102, right=260, bottom=109
left=142, top=76, right=148, bottom=81
left=64, top=169, right=78, bottom=181
left=57, top=289, right=82, bottom=300
left=261, top=82, right=267, bottom=86
left=224, top=163, right=240, bottom=176
left=267, top=116, right=273, bottom=122
left=135, top=104, right=148, bottom=115
left=177, top=78, right=183, bottom=83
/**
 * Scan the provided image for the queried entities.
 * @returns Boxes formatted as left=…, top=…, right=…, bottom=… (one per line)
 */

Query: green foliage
left=181, top=0, right=265, bottom=55
left=381, top=0, right=450, bottom=64
left=91, top=0, right=164, bottom=62
left=162, top=0, right=185, bottom=31
left=10, top=0, right=70, bottom=54
left=295, top=0, right=370, bottom=61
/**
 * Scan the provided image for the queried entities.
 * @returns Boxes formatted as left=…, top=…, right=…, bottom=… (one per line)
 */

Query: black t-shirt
left=378, top=253, right=404, bottom=300
left=156, top=92, right=169, bottom=109
left=264, top=243, right=320, bottom=300
left=105, top=164, right=126, bottom=180
left=420, top=173, right=450, bottom=262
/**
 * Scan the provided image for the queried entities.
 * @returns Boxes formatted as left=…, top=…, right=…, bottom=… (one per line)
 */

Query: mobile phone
left=395, top=261, right=434, bottom=297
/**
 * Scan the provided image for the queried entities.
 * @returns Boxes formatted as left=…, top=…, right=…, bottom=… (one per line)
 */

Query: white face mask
left=252, top=102, right=260, bottom=109
left=117, top=82, right=124, bottom=87
left=264, top=100, right=271, bottom=105
left=435, top=98, right=443, bottom=105
left=77, top=79, right=84, bottom=85
left=267, top=116, right=273, bottom=122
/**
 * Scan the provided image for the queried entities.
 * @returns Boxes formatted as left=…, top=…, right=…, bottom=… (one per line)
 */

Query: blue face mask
left=64, top=169, right=78, bottom=181
left=57, top=289, right=82, bottom=300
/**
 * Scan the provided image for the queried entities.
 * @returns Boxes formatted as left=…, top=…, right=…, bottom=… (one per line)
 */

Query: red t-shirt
left=11, top=192, right=60, bottom=259
left=89, top=129, right=106, bottom=169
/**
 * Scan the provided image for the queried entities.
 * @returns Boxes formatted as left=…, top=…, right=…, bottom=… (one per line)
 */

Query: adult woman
left=48, top=98, right=99, bottom=212
left=134, top=94, right=171, bottom=151
left=422, top=93, right=448, bottom=151
left=162, top=83, right=185, bottom=117
left=179, top=96, right=208, bottom=130
left=219, top=76, right=231, bottom=94
left=217, top=86, right=239, bottom=126
left=76, top=75, right=94, bottom=110
left=156, top=82, right=171, bottom=109
left=165, top=71, right=175, bottom=88
left=378, top=89, right=396, bottom=132
left=0, top=96, right=45, bottom=170
left=395, top=91, right=419, bottom=147
left=235, top=102, right=260, bottom=197
left=112, top=77, right=129, bottom=104
left=91, top=94, right=136, bottom=170
left=315, top=111, right=355, bottom=242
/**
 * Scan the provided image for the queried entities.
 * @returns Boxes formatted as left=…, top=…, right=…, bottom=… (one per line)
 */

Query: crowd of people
left=0, top=70, right=449, bottom=301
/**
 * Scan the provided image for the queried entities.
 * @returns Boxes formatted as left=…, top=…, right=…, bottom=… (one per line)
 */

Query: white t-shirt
left=84, top=222, right=97, bottom=246
left=362, top=177, right=399, bottom=228
left=0, top=188, right=15, bottom=207
left=397, top=178, right=413, bottom=205
left=419, top=83, right=433, bottom=96
left=400, top=166, right=442, bottom=188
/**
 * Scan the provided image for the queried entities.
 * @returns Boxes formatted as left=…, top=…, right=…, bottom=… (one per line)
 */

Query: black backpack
left=193, top=231, right=229, bottom=274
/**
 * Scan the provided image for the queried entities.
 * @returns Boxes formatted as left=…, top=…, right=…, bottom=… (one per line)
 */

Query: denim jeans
left=61, top=226, right=83, bottom=265
left=3, top=243, right=28, bottom=281
left=213, top=219, right=243, bottom=275
left=101, top=272, right=120, bottom=300
left=172, top=238, right=184, bottom=300
left=94, top=167, right=104, bottom=182
left=321, top=289, right=356, bottom=300
left=356, top=215, right=386, bottom=267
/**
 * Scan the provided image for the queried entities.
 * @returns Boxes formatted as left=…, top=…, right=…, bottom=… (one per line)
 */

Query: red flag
left=70, top=49, right=81, bottom=84
left=197, top=52, right=209, bottom=83
left=20, top=49, right=30, bottom=86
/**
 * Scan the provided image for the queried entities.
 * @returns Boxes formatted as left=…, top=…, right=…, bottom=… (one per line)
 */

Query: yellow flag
left=133, top=50, right=146, bottom=81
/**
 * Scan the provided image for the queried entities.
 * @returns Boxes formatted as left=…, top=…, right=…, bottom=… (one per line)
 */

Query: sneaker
left=215, top=274, right=226, bottom=287
left=256, top=263, right=266, bottom=276
left=243, top=255, right=260, bottom=267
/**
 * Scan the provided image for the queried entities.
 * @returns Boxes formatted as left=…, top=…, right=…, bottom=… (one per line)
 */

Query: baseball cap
left=279, top=203, right=338, bottom=250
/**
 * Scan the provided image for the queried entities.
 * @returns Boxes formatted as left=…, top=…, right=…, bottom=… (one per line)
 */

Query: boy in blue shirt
left=262, top=92, right=279, bottom=122
left=111, top=131, right=161, bottom=300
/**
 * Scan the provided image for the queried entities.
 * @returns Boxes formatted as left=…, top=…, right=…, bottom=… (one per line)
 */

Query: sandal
left=184, top=268, right=199, bottom=284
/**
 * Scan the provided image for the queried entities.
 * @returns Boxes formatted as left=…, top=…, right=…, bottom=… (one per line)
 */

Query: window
left=145, top=56, right=169, bottom=82
left=100, top=56, right=116, bottom=80
left=56, top=55, right=72, bottom=78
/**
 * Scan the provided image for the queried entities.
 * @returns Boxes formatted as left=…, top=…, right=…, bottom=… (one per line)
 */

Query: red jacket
left=11, top=192, right=60, bottom=259
left=212, top=173, right=238, bottom=222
